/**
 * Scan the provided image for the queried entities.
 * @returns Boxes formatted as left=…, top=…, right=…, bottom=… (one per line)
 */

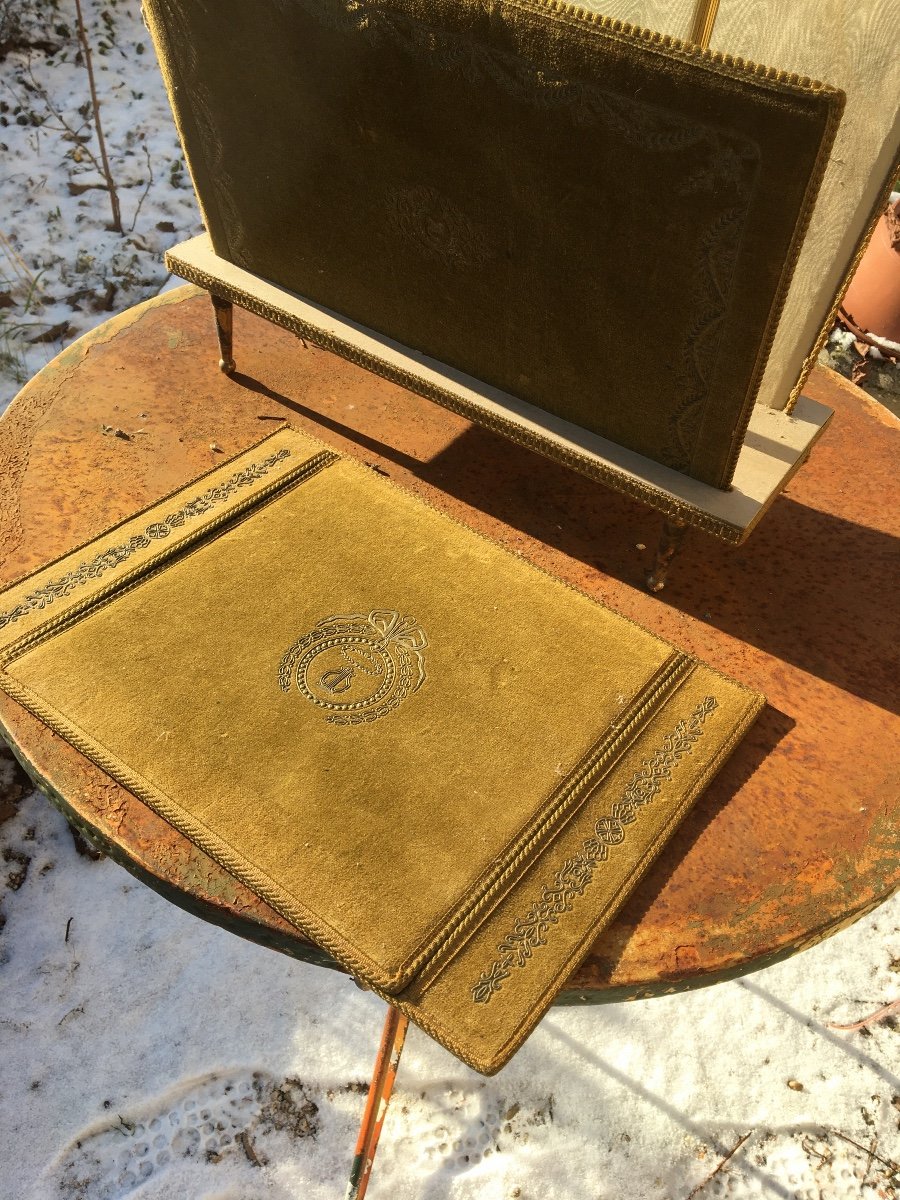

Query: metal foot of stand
left=210, top=293, right=236, bottom=375
left=646, top=517, right=689, bottom=593
left=345, top=1005, right=409, bottom=1200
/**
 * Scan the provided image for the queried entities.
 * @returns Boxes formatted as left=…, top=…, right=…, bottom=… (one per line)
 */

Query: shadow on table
left=421, top=425, right=900, bottom=718
left=629, top=700, right=792, bottom=896
left=234, top=372, right=899, bottom=716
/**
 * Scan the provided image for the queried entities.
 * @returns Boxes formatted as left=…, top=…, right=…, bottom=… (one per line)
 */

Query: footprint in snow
left=45, top=1068, right=319, bottom=1199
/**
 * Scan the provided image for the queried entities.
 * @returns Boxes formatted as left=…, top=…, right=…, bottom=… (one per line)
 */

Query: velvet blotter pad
left=0, top=428, right=763, bottom=1071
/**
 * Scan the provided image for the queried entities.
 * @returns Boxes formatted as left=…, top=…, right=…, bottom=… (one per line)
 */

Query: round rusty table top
left=1, top=287, right=898, bottom=1003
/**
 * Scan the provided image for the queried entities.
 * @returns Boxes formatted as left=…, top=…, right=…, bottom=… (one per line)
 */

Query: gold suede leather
left=143, top=0, right=842, bottom=488
left=0, top=429, right=763, bottom=1072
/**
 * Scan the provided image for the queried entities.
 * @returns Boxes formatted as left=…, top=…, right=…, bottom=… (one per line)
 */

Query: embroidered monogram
left=471, top=695, right=719, bottom=1004
left=279, top=609, right=428, bottom=725
left=0, top=448, right=292, bottom=633
left=0, top=419, right=767, bottom=1074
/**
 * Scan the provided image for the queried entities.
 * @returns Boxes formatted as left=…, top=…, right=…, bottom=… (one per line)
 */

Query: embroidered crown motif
left=279, top=609, right=428, bottom=725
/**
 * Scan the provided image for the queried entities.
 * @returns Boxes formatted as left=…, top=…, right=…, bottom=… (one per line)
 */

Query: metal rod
left=345, top=1005, right=409, bottom=1200
left=688, top=0, right=720, bottom=49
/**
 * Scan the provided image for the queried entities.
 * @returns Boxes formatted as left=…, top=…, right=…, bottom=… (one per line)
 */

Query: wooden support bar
left=168, top=235, right=833, bottom=548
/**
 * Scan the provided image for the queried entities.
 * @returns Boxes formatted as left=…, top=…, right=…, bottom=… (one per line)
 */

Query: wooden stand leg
left=209, top=293, right=236, bottom=375
left=345, top=1005, right=409, bottom=1200
left=646, top=517, right=689, bottom=593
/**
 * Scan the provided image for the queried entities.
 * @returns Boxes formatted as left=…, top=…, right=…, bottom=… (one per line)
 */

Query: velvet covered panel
left=0, top=428, right=763, bottom=1070
left=145, top=0, right=842, bottom=488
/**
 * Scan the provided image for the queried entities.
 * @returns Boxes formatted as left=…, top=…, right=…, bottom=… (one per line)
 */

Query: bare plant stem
left=23, top=62, right=106, bottom=188
left=73, top=0, right=122, bottom=233
left=129, top=142, right=154, bottom=233
left=684, top=1133, right=752, bottom=1199
left=0, top=229, right=36, bottom=289
left=831, top=1130, right=900, bottom=1174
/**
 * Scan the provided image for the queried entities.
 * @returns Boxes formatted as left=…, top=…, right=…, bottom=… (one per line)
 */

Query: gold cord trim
left=0, top=446, right=293, bottom=634
left=0, top=426, right=765, bottom=1028
left=405, top=652, right=695, bottom=984
left=0, top=449, right=337, bottom=665
left=393, top=687, right=762, bottom=1074
left=786, top=142, right=900, bottom=414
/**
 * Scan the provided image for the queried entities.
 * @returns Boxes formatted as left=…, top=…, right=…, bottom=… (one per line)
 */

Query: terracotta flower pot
left=844, top=196, right=900, bottom=352
left=840, top=198, right=900, bottom=355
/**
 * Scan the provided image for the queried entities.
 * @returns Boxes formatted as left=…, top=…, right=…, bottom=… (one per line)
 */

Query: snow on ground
left=0, top=0, right=202, bottom=414
left=3, top=747, right=900, bottom=1200
left=1, top=4, right=899, bottom=1198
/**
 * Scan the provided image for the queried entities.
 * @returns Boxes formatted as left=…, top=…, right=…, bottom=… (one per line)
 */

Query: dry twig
left=128, top=142, right=154, bottom=233
left=684, top=1132, right=752, bottom=1199
left=830, top=1130, right=900, bottom=1177
left=23, top=63, right=106, bottom=195
left=74, top=0, right=122, bottom=232
left=0, top=229, right=36, bottom=289
left=861, top=1136, right=878, bottom=1189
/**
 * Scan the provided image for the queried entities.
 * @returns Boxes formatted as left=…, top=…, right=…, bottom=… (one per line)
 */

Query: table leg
left=345, top=1005, right=409, bottom=1200
left=646, top=517, right=689, bottom=593
left=209, top=293, right=236, bottom=376
left=67, top=819, right=105, bottom=860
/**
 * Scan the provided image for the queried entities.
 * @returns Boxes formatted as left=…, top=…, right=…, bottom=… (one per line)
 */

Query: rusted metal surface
left=0, top=286, right=897, bottom=1003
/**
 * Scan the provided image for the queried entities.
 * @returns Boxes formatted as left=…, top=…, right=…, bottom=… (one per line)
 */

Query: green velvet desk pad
left=145, top=0, right=842, bottom=489
left=0, top=429, right=763, bottom=1072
